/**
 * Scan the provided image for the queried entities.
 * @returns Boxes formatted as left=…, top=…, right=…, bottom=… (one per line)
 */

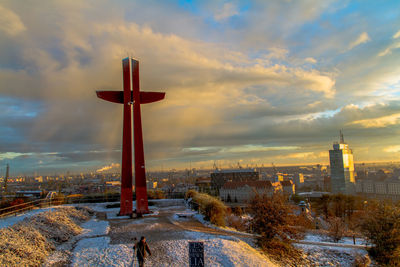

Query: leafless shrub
left=0, top=223, right=52, bottom=266
left=188, top=190, right=228, bottom=226
left=360, top=201, right=400, bottom=266
left=0, top=206, right=90, bottom=266
left=353, top=253, right=371, bottom=267
left=226, top=214, right=249, bottom=232
left=27, top=207, right=88, bottom=245
left=327, top=216, right=346, bottom=243
left=249, top=193, right=302, bottom=264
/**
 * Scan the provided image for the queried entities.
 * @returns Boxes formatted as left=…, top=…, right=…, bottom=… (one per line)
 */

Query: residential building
left=211, top=169, right=259, bottom=192
left=355, top=177, right=400, bottom=201
left=281, top=180, right=295, bottom=195
left=293, top=173, right=304, bottom=189
left=219, top=181, right=281, bottom=203
left=195, top=177, right=212, bottom=193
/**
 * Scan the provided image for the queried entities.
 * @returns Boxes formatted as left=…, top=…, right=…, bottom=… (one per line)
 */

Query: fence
left=0, top=194, right=120, bottom=219
left=0, top=192, right=185, bottom=219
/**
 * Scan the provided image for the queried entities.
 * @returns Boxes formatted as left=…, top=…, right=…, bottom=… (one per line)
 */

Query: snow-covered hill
left=1, top=199, right=370, bottom=266
left=65, top=200, right=276, bottom=266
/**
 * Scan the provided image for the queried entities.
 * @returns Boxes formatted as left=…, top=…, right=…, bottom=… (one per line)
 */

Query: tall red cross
left=97, top=58, right=165, bottom=216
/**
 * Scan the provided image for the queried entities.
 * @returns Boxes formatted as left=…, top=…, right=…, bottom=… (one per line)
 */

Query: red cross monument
left=96, top=58, right=165, bottom=216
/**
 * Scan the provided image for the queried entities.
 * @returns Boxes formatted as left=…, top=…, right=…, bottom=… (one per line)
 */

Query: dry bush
left=185, top=189, right=197, bottom=200
left=0, top=206, right=90, bottom=266
left=327, top=216, right=346, bottom=243
left=259, top=238, right=303, bottom=265
left=353, top=253, right=371, bottom=267
left=148, top=190, right=165, bottom=199
left=204, top=199, right=227, bottom=226
left=360, top=202, right=400, bottom=266
left=27, top=207, right=89, bottom=244
left=293, top=213, right=314, bottom=230
left=0, top=224, right=53, bottom=266
left=226, top=214, right=250, bottom=232
left=189, top=191, right=228, bottom=227
left=249, top=193, right=302, bottom=264
left=231, top=206, right=243, bottom=216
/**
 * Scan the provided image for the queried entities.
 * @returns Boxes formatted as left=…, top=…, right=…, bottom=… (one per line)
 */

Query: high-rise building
left=329, top=131, right=355, bottom=194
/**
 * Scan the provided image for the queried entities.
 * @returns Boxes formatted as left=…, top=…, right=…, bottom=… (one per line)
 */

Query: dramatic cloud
left=0, top=0, right=399, bottom=174
left=350, top=113, right=400, bottom=128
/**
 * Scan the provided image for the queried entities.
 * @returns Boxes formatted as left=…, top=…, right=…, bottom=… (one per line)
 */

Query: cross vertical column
left=131, top=59, right=149, bottom=215
left=119, top=58, right=133, bottom=216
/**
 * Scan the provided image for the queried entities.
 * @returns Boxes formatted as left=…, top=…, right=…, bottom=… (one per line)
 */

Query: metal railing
left=0, top=198, right=53, bottom=218
left=0, top=194, right=120, bottom=219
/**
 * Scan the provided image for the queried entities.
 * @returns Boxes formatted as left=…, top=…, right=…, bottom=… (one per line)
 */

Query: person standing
left=134, top=236, right=152, bottom=267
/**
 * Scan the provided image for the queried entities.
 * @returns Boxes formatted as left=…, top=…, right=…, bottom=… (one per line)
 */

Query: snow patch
left=144, top=222, right=160, bottom=230
left=72, top=237, right=136, bottom=267
left=295, top=243, right=368, bottom=267
left=303, top=233, right=367, bottom=245
left=145, top=231, right=276, bottom=267
left=79, top=218, right=110, bottom=237
left=191, top=212, right=257, bottom=237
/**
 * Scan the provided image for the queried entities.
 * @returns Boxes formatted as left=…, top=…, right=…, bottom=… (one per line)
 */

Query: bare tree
left=327, top=216, right=346, bottom=243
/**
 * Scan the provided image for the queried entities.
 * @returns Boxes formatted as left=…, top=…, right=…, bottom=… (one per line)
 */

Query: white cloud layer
left=348, top=32, right=370, bottom=50
left=0, top=4, right=26, bottom=36
left=393, top=30, right=400, bottom=39
left=214, top=3, right=239, bottom=21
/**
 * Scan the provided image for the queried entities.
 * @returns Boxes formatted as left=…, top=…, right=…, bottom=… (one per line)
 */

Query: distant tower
left=3, top=164, right=9, bottom=193
left=329, top=131, right=355, bottom=194
left=340, top=129, right=344, bottom=143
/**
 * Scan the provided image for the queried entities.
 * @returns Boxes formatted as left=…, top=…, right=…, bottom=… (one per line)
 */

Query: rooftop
left=213, top=168, right=257, bottom=174
left=222, top=180, right=276, bottom=189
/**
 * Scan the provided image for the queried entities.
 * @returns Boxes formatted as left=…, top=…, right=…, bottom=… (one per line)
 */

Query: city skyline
left=1, top=1, right=400, bottom=175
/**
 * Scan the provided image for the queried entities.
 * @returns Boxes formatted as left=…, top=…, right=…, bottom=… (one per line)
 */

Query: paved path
left=105, top=202, right=256, bottom=265
left=294, top=240, right=370, bottom=249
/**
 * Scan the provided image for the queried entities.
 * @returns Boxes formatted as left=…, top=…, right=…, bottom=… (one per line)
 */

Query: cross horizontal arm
left=96, top=91, right=124, bottom=104
left=96, top=91, right=165, bottom=104
left=140, top=92, right=165, bottom=104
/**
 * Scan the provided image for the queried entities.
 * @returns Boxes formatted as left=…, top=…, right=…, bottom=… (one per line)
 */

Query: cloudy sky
left=1, top=0, right=400, bottom=175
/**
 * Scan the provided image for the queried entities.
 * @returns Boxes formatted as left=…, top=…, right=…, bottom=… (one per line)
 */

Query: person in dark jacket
left=134, top=236, right=152, bottom=267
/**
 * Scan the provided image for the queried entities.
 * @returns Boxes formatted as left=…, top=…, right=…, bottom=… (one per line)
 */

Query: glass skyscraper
left=329, top=131, right=355, bottom=194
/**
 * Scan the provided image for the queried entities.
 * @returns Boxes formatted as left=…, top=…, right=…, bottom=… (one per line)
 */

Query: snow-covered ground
left=69, top=200, right=276, bottom=267
left=71, top=237, right=136, bottom=267
left=73, top=200, right=162, bottom=219
left=179, top=204, right=370, bottom=266
left=294, top=242, right=369, bottom=267
left=44, top=215, right=111, bottom=266
left=193, top=212, right=257, bottom=237
left=8, top=199, right=370, bottom=266
left=80, top=218, right=110, bottom=237
left=303, top=232, right=367, bottom=246
left=70, top=230, right=276, bottom=266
